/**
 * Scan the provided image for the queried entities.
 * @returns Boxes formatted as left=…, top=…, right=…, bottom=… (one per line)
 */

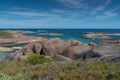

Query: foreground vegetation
left=0, top=54, right=120, bottom=80
left=0, top=31, right=13, bottom=38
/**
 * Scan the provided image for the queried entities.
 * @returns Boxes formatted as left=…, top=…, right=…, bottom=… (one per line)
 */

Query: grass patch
left=0, top=31, right=13, bottom=38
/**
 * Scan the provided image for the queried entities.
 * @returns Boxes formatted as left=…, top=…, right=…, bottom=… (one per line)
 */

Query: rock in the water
left=0, top=47, right=13, bottom=52
left=83, top=32, right=110, bottom=39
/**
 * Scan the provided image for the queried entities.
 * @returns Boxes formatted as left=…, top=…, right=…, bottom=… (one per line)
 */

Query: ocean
left=0, top=29, right=120, bottom=58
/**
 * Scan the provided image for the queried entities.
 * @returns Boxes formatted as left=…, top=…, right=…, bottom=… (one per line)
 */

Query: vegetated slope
left=0, top=31, right=13, bottom=39
left=0, top=54, right=120, bottom=80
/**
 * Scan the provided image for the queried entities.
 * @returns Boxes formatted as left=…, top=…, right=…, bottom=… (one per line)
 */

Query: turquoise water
left=0, top=52, right=13, bottom=58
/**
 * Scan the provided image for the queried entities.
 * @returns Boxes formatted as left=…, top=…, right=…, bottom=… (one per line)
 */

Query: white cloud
left=56, top=0, right=112, bottom=10
left=91, top=0, right=112, bottom=14
left=95, top=6, right=119, bottom=19
left=10, top=7, right=32, bottom=11
left=5, top=11, right=54, bottom=17
left=96, top=11, right=117, bottom=19
left=56, top=0, right=87, bottom=8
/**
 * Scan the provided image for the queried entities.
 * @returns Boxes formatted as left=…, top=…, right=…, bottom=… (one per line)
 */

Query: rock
left=67, top=40, right=83, bottom=46
left=0, top=47, right=13, bottom=52
left=41, top=38, right=72, bottom=57
left=12, top=47, right=22, bottom=50
left=55, top=55, right=73, bottom=62
left=103, top=39, right=120, bottom=44
left=101, top=55, right=120, bottom=63
left=6, top=38, right=84, bottom=61
left=22, top=42, right=42, bottom=55
left=83, top=32, right=110, bottom=39
left=32, top=42, right=42, bottom=54
left=88, top=42, right=97, bottom=47
left=84, top=44, right=120, bottom=63
left=6, top=52, right=17, bottom=60
left=63, top=44, right=91, bottom=60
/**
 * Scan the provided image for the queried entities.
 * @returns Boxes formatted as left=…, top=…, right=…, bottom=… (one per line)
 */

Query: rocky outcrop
left=103, top=39, right=120, bottom=44
left=55, top=55, right=73, bottom=62
left=6, top=38, right=86, bottom=61
left=6, top=38, right=120, bottom=63
left=85, top=44, right=120, bottom=63
left=83, top=32, right=111, bottom=39
left=63, top=44, right=91, bottom=60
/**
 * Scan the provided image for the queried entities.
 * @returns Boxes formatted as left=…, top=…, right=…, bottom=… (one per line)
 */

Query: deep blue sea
left=0, top=29, right=120, bottom=58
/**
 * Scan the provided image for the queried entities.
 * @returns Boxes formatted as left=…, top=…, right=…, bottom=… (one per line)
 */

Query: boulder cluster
left=6, top=38, right=120, bottom=63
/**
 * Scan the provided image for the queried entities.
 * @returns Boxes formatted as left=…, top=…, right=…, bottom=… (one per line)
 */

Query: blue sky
left=0, top=0, right=120, bottom=28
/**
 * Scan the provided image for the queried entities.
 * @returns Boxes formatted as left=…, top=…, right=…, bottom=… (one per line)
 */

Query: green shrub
left=25, top=54, right=54, bottom=65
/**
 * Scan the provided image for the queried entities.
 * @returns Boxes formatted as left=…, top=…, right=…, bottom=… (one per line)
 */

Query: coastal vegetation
left=0, top=31, right=13, bottom=38
left=0, top=54, right=120, bottom=80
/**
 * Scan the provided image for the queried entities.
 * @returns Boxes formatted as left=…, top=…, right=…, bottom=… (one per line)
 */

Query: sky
left=0, top=0, right=120, bottom=29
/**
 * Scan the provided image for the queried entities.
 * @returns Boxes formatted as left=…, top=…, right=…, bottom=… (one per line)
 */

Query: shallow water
left=0, top=51, right=13, bottom=58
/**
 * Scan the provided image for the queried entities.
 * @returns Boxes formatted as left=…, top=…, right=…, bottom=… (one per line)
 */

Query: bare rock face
left=42, top=38, right=72, bottom=57
left=55, top=55, right=73, bottom=62
left=22, top=41, right=42, bottom=55
left=63, top=44, right=92, bottom=60
left=42, top=39, right=83, bottom=57
left=66, top=40, right=83, bottom=46
left=6, top=37, right=120, bottom=63
left=85, top=44, right=120, bottom=63
left=6, top=38, right=93, bottom=62
left=101, top=55, right=120, bottom=63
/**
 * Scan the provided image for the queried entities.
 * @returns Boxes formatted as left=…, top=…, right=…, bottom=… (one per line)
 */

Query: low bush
left=25, top=54, right=54, bottom=65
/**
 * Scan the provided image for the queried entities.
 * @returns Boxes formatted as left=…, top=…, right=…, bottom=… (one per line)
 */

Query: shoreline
left=0, top=30, right=47, bottom=47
